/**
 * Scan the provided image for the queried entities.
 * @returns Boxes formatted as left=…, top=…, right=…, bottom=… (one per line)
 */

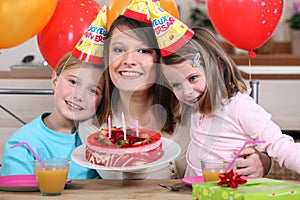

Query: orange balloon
left=107, top=0, right=179, bottom=30
left=0, top=0, right=58, bottom=49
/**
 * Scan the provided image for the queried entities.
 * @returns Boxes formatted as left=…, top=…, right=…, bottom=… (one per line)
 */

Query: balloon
left=0, top=0, right=58, bottom=49
left=37, top=0, right=101, bottom=69
left=107, top=0, right=179, bottom=30
left=208, top=0, right=283, bottom=54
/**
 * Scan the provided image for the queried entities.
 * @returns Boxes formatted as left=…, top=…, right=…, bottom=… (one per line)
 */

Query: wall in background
left=0, top=36, right=44, bottom=71
left=0, top=0, right=294, bottom=71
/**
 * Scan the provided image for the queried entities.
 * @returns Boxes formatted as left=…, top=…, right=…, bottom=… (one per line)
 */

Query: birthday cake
left=85, top=127, right=163, bottom=167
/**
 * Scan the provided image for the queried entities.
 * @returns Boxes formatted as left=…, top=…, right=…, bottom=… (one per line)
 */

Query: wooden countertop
left=0, top=66, right=52, bottom=79
left=1, top=179, right=299, bottom=199
left=0, top=179, right=192, bottom=200
left=231, top=54, right=300, bottom=66
left=238, top=66, right=300, bottom=80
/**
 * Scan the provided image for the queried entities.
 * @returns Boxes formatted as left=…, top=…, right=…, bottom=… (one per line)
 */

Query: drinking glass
left=34, top=158, right=69, bottom=196
left=201, top=160, right=233, bottom=182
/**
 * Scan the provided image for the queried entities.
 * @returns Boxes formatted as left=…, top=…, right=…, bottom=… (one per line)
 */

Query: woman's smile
left=119, top=70, right=143, bottom=79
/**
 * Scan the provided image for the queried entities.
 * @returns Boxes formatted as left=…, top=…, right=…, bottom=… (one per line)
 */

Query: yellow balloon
left=0, top=0, right=58, bottom=48
left=107, top=0, right=179, bottom=31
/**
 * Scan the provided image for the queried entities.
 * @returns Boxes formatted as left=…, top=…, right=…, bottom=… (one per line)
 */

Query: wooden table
left=0, top=179, right=192, bottom=200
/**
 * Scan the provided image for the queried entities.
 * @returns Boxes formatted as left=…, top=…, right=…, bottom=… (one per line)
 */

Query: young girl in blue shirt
left=1, top=53, right=109, bottom=179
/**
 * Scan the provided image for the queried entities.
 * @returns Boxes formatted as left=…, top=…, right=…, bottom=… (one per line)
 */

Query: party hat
left=122, top=0, right=159, bottom=23
left=72, top=6, right=107, bottom=64
left=147, top=1, right=194, bottom=56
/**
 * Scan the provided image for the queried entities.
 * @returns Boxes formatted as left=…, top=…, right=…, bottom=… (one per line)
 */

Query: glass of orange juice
left=34, top=158, right=69, bottom=196
left=201, top=160, right=233, bottom=182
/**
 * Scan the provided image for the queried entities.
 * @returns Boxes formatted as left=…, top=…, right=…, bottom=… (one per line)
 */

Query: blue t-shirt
left=1, top=112, right=98, bottom=179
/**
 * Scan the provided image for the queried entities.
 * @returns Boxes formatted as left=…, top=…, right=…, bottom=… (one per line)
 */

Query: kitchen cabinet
left=0, top=76, right=53, bottom=164
left=239, top=66, right=300, bottom=131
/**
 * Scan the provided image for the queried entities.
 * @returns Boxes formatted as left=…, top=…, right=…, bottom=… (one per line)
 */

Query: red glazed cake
left=85, top=127, right=163, bottom=167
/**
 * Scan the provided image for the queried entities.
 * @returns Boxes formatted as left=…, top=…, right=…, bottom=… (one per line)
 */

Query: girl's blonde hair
left=56, top=52, right=110, bottom=126
left=161, top=27, right=247, bottom=115
left=55, top=53, right=82, bottom=76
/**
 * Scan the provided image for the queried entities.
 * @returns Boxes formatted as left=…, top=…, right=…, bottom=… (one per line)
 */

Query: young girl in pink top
left=160, top=27, right=300, bottom=177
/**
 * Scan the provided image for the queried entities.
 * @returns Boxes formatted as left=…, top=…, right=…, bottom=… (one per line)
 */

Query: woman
left=79, top=16, right=187, bottom=179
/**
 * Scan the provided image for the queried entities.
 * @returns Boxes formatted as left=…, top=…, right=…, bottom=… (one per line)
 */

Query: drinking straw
left=10, top=141, right=48, bottom=170
left=226, top=140, right=266, bottom=172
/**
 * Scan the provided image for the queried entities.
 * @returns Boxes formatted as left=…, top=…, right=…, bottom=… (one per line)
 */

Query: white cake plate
left=72, top=138, right=181, bottom=173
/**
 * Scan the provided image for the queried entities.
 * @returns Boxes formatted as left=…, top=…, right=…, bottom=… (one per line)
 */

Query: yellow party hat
left=147, top=0, right=194, bottom=56
left=72, top=6, right=107, bottom=64
left=122, top=0, right=159, bottom=23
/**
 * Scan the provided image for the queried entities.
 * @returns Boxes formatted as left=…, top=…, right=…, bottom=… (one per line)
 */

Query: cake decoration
left=121, top=112, right=127, bottom=141
left=85, top=127, right=163, bottom=167
left=95, top=127, right=152, bottom=148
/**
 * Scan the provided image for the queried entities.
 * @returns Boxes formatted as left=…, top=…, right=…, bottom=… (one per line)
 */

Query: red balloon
left=37, top=0, right=101, bottom=69
left=208, top=0, right=283, bottom=53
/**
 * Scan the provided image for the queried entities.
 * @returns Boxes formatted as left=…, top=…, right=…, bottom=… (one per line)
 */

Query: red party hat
left=72, top=6, right=107, bottom=64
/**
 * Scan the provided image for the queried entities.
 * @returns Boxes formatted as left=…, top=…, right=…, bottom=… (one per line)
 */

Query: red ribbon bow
left=217, top=169, right=247, bottom=188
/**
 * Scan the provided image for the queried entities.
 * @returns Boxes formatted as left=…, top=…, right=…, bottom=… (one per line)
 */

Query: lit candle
left=108, top=115, right=111, bottom=138
left=121, top=112, right=127, bottom=140
left=135, top=116, right=139, bottom=137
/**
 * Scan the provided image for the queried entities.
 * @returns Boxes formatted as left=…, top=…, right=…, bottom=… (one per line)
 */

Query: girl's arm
left=1, top=140, right=35, bottom=175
